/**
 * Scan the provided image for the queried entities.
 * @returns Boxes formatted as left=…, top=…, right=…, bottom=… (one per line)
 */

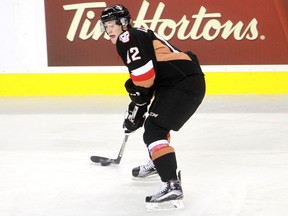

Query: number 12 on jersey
left=127, top=47, right=141, bottom=64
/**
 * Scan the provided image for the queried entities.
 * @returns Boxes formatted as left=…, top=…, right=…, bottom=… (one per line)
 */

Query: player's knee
left=143, top=117, right=169, bottom=145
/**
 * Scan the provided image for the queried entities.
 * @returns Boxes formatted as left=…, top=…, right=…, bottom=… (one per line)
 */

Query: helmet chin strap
left=121, top=24, right=128, bottom=31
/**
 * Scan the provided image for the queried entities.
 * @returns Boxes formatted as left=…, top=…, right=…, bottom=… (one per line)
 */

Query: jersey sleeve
left=116, top=29, right=157, bottom=82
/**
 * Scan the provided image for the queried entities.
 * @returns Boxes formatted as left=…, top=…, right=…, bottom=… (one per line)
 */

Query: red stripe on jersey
left=130, top=66, right=155, bottom=82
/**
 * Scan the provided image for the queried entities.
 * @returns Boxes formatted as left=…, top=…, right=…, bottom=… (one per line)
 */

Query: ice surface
left=0, top=95, right=287, bottom=216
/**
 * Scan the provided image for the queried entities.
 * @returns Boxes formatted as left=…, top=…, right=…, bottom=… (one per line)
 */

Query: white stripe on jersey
left=131, top=60, right=154, bottom=77
left=154, top=32, right=179, bottom=53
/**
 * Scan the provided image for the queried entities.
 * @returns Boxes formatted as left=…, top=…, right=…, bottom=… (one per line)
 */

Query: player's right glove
left=123, top=102, right=147, bottom=133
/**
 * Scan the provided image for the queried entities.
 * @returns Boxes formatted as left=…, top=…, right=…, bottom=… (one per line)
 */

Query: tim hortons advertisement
left=44, top=0, right=288, bottom=66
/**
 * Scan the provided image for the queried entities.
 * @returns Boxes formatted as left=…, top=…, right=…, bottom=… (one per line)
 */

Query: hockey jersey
left=116, top=28, right=203, bottom=87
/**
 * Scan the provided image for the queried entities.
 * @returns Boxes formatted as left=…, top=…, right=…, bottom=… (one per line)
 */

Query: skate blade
left=146, top=199, right=184, bottom=211
left=132, top=173, right=160, bottom=182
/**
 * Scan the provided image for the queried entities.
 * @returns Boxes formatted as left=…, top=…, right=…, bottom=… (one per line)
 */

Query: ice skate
left=132, top=160, right=159, bottom=181
left=145, top=177, right=184, bottom=210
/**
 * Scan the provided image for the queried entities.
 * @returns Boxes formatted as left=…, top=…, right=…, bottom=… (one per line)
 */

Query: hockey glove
left=123, top=102, right=147, bottom=133
left=125, top=78, right=154, bottom=106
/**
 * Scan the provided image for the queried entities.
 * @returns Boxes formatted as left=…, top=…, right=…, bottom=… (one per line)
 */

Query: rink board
left=0, top=72, right=287, bottom=96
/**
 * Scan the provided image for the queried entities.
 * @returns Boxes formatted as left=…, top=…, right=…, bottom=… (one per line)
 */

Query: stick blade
left=90, top=133, right=129, bottom=165
left=90, top=156, right=110, bottom=163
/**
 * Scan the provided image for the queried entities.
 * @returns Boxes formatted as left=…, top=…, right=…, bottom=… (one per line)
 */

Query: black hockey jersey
left=116, top=28, right=203, bottom=87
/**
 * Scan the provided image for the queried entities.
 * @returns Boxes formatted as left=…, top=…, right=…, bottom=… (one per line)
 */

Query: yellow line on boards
left=0, top=72, right=287, bottom=96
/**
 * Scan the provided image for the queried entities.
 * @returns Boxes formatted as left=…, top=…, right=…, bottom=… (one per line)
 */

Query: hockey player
left=100, top=4, right=206, bottom=208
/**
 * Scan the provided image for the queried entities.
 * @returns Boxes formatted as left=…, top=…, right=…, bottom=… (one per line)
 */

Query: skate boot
left=132, top=160, right=158, bottom=180
left=145, top=173, right=184, bottom=210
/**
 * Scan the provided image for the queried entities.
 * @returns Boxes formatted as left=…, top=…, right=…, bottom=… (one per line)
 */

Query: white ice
left=0, top=95, right=288, bottom=216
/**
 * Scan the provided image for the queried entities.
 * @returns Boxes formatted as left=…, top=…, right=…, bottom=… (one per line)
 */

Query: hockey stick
left=90, top=133, right=129, bottom=166
left=91, top=105, right=137, bottom=166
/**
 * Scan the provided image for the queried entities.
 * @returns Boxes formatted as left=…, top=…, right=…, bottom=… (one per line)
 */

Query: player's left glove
left=124, top=78, right=154, bottom=106
left=123, top=79, right=154, bottom=133
left=123, top=102, right=147, bottom=133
